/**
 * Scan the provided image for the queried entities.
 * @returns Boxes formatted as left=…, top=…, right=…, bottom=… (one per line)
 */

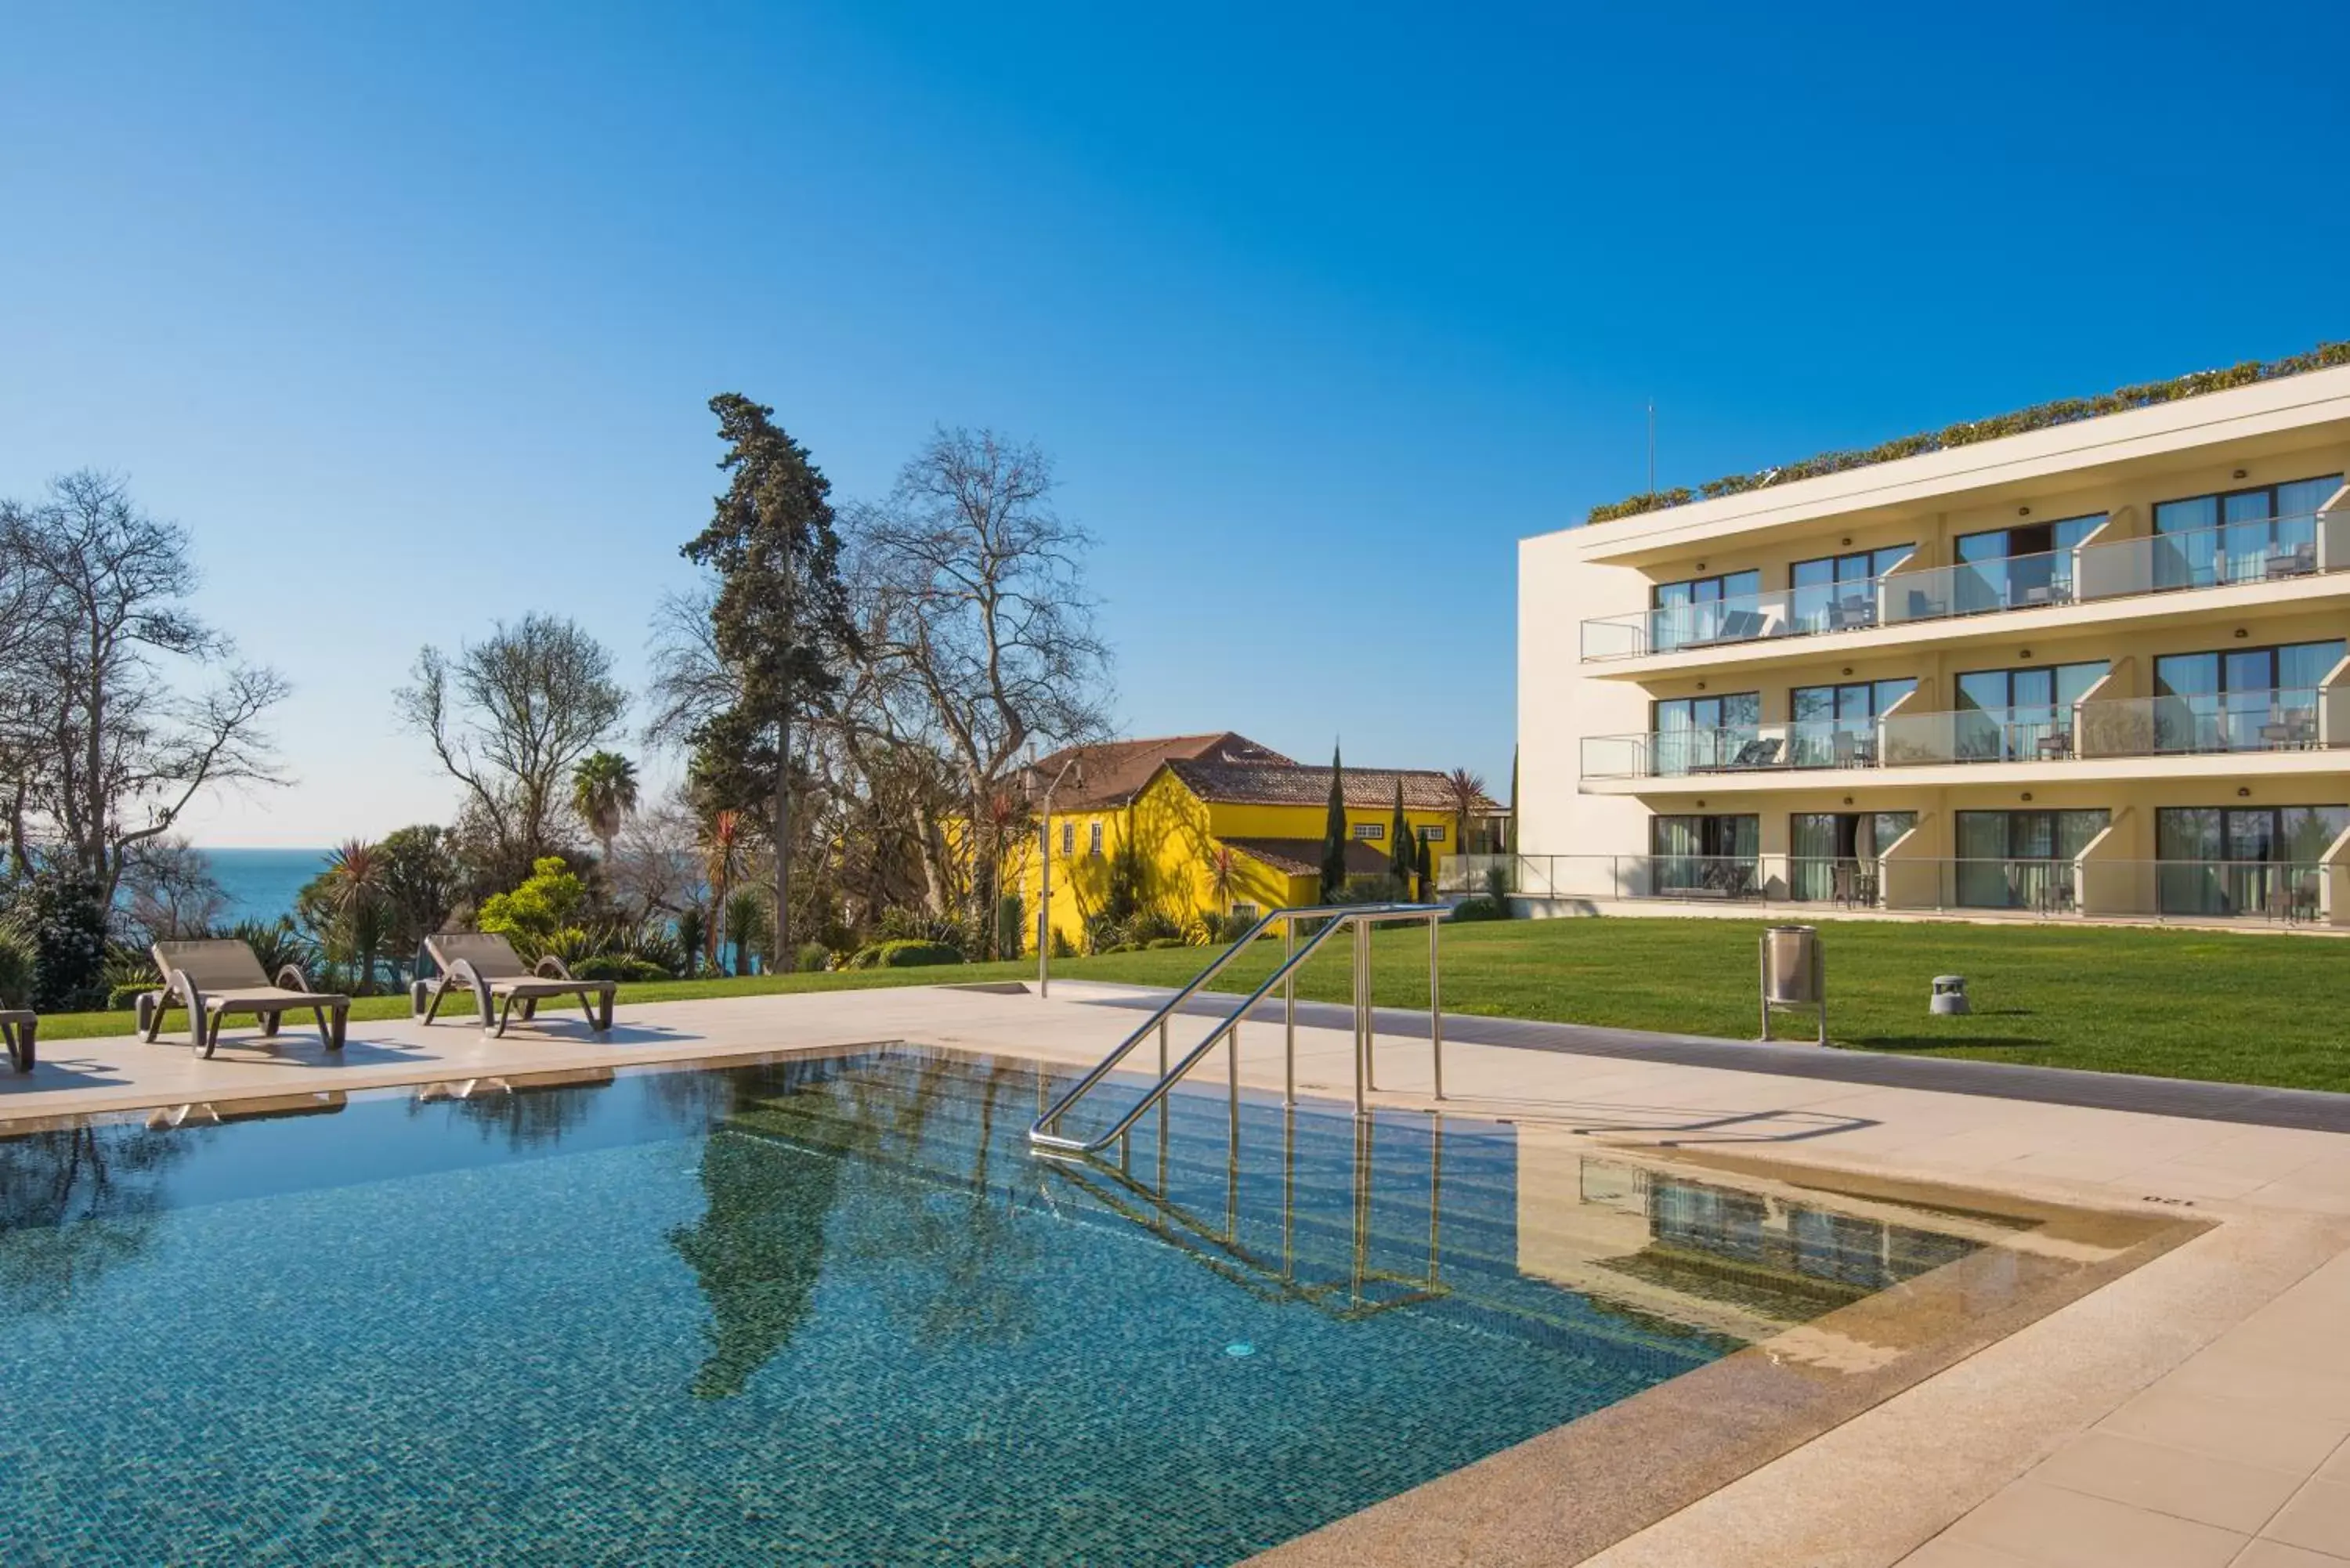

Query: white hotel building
left=1513, top=363, right=2350, bottom=927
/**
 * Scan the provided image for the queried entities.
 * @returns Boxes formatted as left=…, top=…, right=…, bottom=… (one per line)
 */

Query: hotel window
left=1789, top=544, right=1912, bottom=633
left=1788, top=678, right=1916, bottom=768
left=2151, top=640, right=2343, bottom=753
left=1419, top=824, right=1446, bottom=842
left=2152, top=473, right=2341, bottom=590
left=1950, top=661, right=2106, bottom=762
left=1353, top=822, right=1384, bottom=840
left=1788, top=811, right=1917, bottom=903
left=1949, top=514, right=2105, bottom=612
left=1650, top=568, right=1762, bottom=652
left=1087, top=822, right=1103, bottom=857
left=1061, top=822, right=1074, bottom=856
left=1651, top=692, right=1761, bottom=774
left=1648, top=814, right=1759, bottom=896
left=1953, top=809, right=2108, bottom=912
left=2157, top=804, right=2349, bottom=917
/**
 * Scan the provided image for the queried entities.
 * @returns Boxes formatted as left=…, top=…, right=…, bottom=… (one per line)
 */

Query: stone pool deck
left=9, top=981, right=2350, bottom=1567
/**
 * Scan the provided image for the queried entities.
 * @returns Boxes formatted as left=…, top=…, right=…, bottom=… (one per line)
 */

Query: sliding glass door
left=2151, top=640, right=2341, bottom=753
left=1650, top=814, right=1759, bottom=895
left=1954, top=810, right=2108, bottom=909
left=2153, top=474, right=2341, bottom=591
left=1789, top=811, right=1916, bottom=902
left=1653, top=692, right=1760, bottom=775
left=2157, top=804, right=2349, bottom=916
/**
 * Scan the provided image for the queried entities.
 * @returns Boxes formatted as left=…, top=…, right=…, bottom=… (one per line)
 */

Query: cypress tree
left=1416, top=825, right=1434, bottom=894
left=1387, top=779, right=1413, bottom=895
left=1318, top=744, right=1349, bottom=901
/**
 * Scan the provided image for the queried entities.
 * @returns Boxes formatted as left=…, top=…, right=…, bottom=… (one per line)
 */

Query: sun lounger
left=1, top=1009, right=34, bottom=1073
left=419, top=932, right=616, bottom=1038
left=146, top=939, right=350, bottom=1060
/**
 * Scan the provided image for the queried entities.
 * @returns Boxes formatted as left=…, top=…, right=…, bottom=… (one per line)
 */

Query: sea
left=197, top=847, right=334, bottom=927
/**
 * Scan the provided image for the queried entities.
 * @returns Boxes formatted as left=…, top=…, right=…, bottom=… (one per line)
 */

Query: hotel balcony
left=1444, top=852, right=2343, bottom=927
left=1577, top=508, right=2350, bottom=670
left=1580, top=687, right=2350, bottom=794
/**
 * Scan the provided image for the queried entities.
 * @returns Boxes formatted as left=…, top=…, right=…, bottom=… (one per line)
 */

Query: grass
left=29, top=916, right=2350, bottom=1093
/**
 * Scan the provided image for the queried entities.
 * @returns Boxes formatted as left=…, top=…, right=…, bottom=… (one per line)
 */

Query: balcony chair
left=1689, top=609, right=1770, bottom=646
left=1694, top=736, right=1783, bottom=774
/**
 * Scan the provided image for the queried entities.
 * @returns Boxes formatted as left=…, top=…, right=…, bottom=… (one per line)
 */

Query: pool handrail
left=1027, top=901, right=1446, bottom=1155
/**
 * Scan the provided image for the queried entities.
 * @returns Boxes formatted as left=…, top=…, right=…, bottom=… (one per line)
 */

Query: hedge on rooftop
left=1585, top=340, right=2350, bottom=526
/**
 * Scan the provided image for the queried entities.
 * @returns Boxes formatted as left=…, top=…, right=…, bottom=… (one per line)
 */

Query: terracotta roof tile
left=1025, top=732, right=1292, bottom=811
left=1165, top=759, right=1498, bottom=813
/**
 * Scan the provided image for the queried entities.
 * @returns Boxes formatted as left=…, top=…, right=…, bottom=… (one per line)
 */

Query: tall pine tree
left=1318, top=744, right=1349, bottom=901
left=681, top=394, right=861, bottom=950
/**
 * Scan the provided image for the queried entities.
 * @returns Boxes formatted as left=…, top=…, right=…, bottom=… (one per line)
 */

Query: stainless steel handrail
left=1028, top=901, right=1446, bottom=1155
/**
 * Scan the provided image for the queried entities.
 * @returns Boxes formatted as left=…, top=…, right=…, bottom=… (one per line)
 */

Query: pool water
left=0, top=1047, right=1978, bottom=1566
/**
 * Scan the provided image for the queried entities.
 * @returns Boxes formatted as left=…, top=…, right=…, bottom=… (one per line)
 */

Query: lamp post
left=1029, top=753, right=1086, bottom=999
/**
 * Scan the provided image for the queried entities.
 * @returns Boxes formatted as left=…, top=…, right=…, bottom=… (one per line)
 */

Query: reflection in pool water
left=0, top=1046, right=1990, bottom=1566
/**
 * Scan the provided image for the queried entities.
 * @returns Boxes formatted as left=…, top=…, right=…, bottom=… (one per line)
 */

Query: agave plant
left=233, top=916, right=316, bottom=978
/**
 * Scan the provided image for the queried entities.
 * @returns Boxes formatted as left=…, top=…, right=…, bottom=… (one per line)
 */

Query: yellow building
left=1006, top=732, right=1500, bottom=949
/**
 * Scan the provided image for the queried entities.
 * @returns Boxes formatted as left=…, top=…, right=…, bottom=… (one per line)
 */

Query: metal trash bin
left=1930, top=974, right=1970, bottom=1016
left=1759, top=925, right=1826, bottom=1044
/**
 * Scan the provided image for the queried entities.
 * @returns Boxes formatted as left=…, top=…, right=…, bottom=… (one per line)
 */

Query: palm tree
left=324, top=839, right=387, bottom=994
left=704, top=810, right=742, bottom=972
left=1205, top=845, right=1239, bottom=920
left=1443, top=768, right=1489, bottom=859
left=573, top=751, right=640, bottom=863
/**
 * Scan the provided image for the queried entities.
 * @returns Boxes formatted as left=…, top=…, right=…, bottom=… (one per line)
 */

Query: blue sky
left=3, top=1, right=2345, bottom=846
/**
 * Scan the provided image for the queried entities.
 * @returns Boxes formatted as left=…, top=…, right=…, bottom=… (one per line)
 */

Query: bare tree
left=118, top=836, right=231, bottom=942
left=0, top=471, right=288, bottom=898
left=394, top=612, right=627, bottom=883
left=606, top=792, right=710, bottom=924
left=849, top=428, right=1112, bottom=946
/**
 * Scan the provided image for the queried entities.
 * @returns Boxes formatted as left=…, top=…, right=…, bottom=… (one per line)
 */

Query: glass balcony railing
left=1582, top=688, right=2335, bottom=780
left=1580, top=510, right=2343, bottom=661
left=1444, top=854, right=2334, bottom=924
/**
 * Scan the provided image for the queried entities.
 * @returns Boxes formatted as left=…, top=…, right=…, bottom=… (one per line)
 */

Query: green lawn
left=31, top=916, right=2350, bottom=1093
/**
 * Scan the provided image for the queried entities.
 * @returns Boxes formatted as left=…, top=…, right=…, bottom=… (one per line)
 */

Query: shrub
left=994, top=892, right=1025, bottom=962
left=1445, top=896, right=1508, bottom=923
left=846, top=938, right=963, bottom=970
left=1484, top=865, right=1513, bottom=912
left=876, top=906, right=964, bottom=947
left=477, top=858, right=588, bottom=954
left=628, top=927, right=689, bottom=979
left=0, top=927, right=33, bottom=1010
left=5, top=875, right=110, bottom=1011
left=571, top=955, right=671, bottom=983
left=1124, top=910, right=1183, bottom=946
left=107, top=980, right=161, bottom=1012
left=234, top=916, right=315, bottom=977
left=1144, top=936, right=1189, bottom=950
left=1582, top=339, right=2350, bottom=525
left=1049, top=928, right=1076, bottom=959
left=795, top=941, right=830, bottom=974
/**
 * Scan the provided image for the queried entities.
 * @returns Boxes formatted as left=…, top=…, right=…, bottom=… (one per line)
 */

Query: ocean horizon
left=196, top=846, right=332, bottom=926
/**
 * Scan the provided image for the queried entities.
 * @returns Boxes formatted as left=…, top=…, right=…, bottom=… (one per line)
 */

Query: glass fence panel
left=1582, top=511, right=2339, bottom=662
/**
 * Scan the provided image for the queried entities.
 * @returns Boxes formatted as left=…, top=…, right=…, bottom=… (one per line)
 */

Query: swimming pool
left=0, top=1046, right=2086, bottom=1565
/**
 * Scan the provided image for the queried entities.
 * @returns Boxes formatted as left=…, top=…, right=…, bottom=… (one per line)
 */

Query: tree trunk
left=775, top=707, right=791, bottom=956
